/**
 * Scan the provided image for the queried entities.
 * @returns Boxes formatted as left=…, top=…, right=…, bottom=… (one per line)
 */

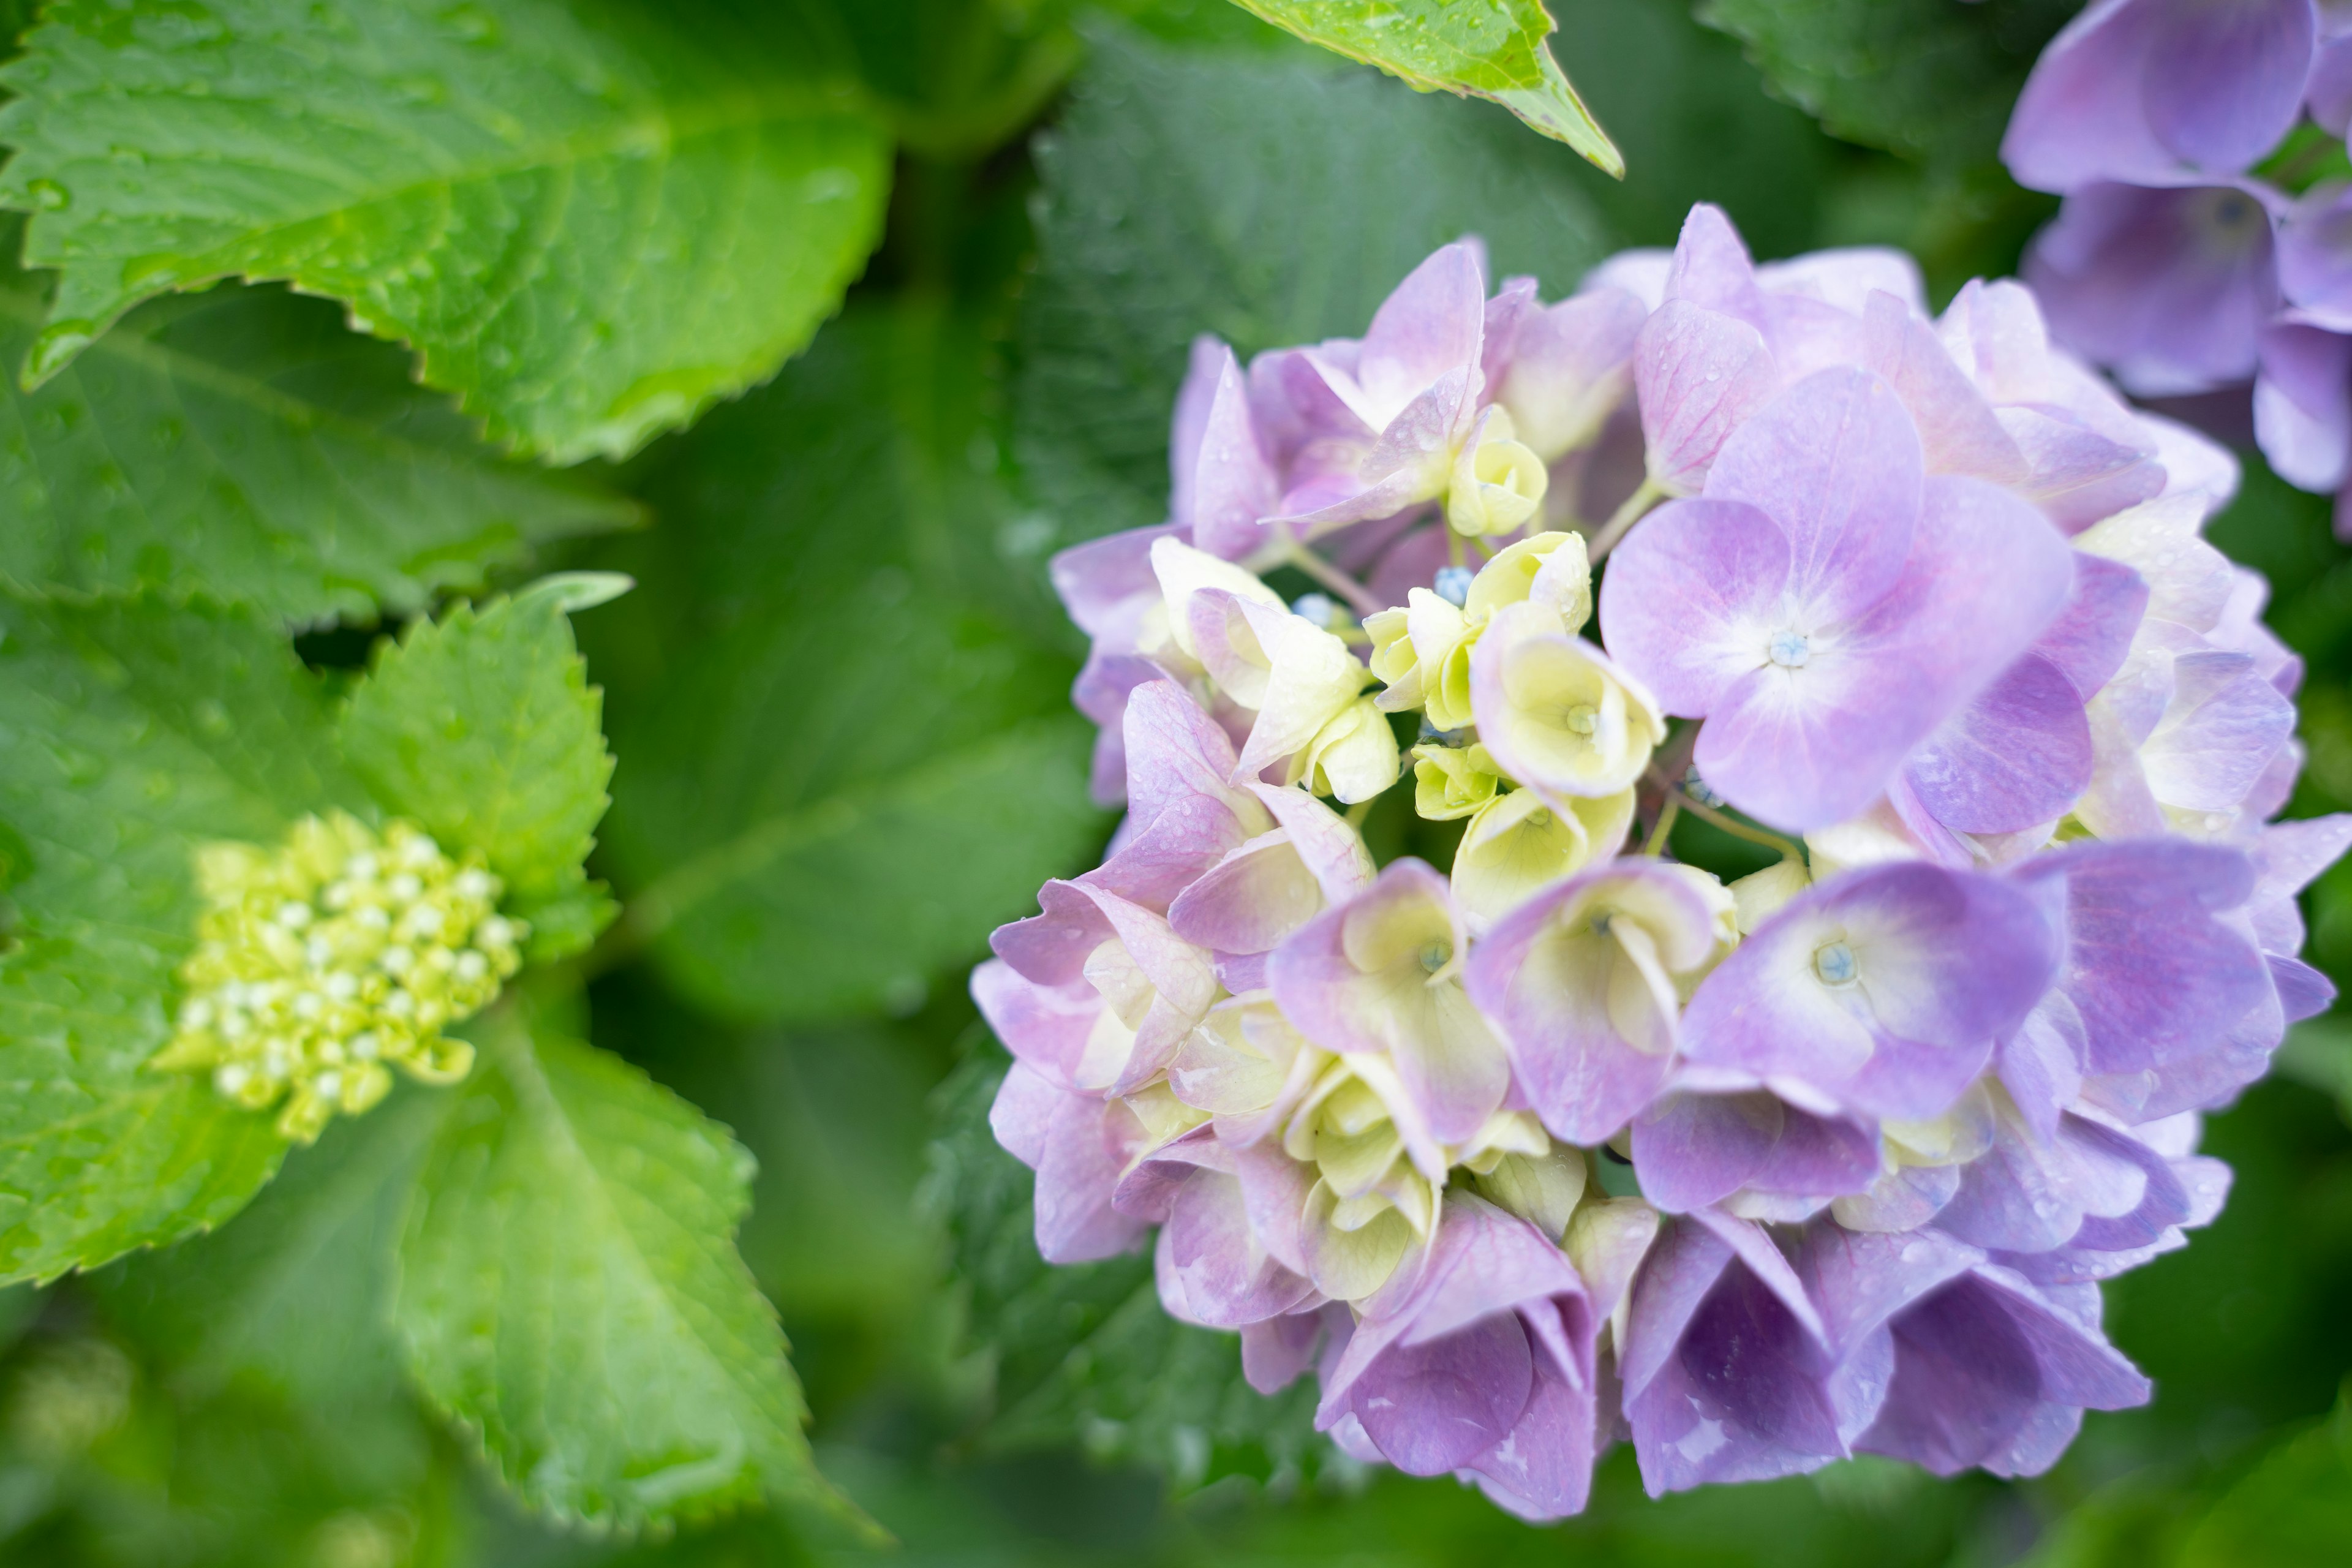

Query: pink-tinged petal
left=1863, top=290, right=2027, bottom=484
left=1088, top=680, right=1269, bottom=908
left=2312, top=31, right=2352, bottom=134
left=1902, top=654, right=2094, bottom=835
left=1246, top=344, right=1374, bottom=468
left=1586, top=248, right=1671, bottom=311
left=2031, top=552, right=2149, bottom=700
left=988, top=1060, right=1062, bottom=1169
left=1631, top=1088, right=1878, bottom=1212
left=1760, top=248, right=1926, bottom=317
left=1681, top=862, right=2058, bottom=1122
left=1072, top=649, right=1163, bottom=807
left=1112, top=1120, right=1225, bottom=1224
left=1481, top=275, right=1540, bottom=393
left=1241, top=1304, right=1344, bottom=1395
left=2255, top=317, right=2352, bottom=492
left=1030, top=1082, right=1153, bottom=1264
left=1633, top=301, right=1779, bottom=494
left=972, top=959, right=1101, bottom=1088
left=1245, top=781, right=1377, bottom=899
left=2139, top=650, right=2297, bottom=813
left=1860, top=1269, right=2149, bottom=1477
left=1185, top=347, right=1284, bottom=560
left=1231, top=1140, right=1319, bottom=1277
left=990, top=880, right=1218, bottom=1092
left=1051, top=525, right=1172, bottom=641
left=1662, top=205, right=1768, bottom=330
left=1997, top=405, right=2165, bottom=532
left=1270, top=861, right=1512, bottom=1147
left=1705, top=367, right=1926, bottom=621
left=1168, top=336, right=1227, bottom=532
left=2013, top=840, right=2280, bottom=1121
left=1166, top=831, right=1325, bottom=954
left=2002, top=0, right=2178, bottom=191
left=1357, top=241, right=1490, bottom=427
left=2141, top=0, right=2316, bottom=174
left=1466, top=862, right=1722, bottom=1144
left=1595, top=497, right=1786, bottom=716
left=1155, top=1169, right=1319, bottom=1328
left=1496, top=288, right=1646, bottom=462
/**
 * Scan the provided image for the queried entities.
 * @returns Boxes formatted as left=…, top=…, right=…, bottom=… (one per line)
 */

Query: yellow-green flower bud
left=151, top=813, right=526, bottom=1143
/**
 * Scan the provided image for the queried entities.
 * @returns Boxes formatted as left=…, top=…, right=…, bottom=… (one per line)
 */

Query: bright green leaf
left=1694, top=0, right=2079, bottom=170
left=922, top=1051, right=1325, bottom=1490
left=1015, top=30, right=1611, bottom=552
left=1231, top=0, right=1621, bottom=173
left=391, top=1007, right=862, bottom=1534
left=339, top=581, right=617, bottom=960
left=0, top=590, right=364, bottom=1283
left=0, top=243, right=633, bottom=627
left=586, top=310, right=1107, bottom=1024
left=0, top=0, right=892, bottom=463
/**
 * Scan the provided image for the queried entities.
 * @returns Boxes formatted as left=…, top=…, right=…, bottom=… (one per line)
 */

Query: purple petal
left=2272, top=955, right=2337, bottom=1023
left=1167, top=336, right=1227, bottom=532
left=2002, top=0, right=2172, bottom=191
left=1662, top=204, right=1768, bottom=329
left=1349, top=1313, right=1534, bottom=1474
left=2255, top=317, right=2352, bottom=493
left=1087, top=680, right=1267, bottom=909
left=1632, top=1088, right=1879, bottom=1212
left=1184, top=347, right=1283, bottom=560
left=1790, top=1223, right=1982, bottom=1360
left=1357, top=241, right=1490, bottom=426
left=2312, top=31, right=2352, bottom=135
left=1496, top=287, right=1646, bottom=461
left=1760, top=248, right=1926, bottom=318
left=1902, top=654, right=2093, bottom=835
left=2031, top=552, right=2150, bottom=701
left=1246, top=780, right=1378, bottom=900
left=2278, top=183, right=2352, bottom=325
left=1704, top=367, right=1925, bottom=621
left=1596, top=496, right=1789, bottom=717
left=2140, top=0, right=2316, bottom=174
left=988, top=1060, right=1061, bottom=1169
left=2000, top=405, right=2165, bottom=533
left=1155, top=1169, right=1318, bottom=1327
left=1464, top=1348, right=1598, bottom=1521
left=2141, top=650, right=2297, bottom=813
left=1241, top=1306, right=1340, bottom=1395
left=1862, top=290, right=2027, bottom=484
left=1052, top=525, right=1173, bottom=641
left=1634, top=301, right=1779, bottom=494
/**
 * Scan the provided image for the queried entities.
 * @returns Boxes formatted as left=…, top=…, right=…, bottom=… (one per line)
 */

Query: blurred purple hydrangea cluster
left=973, top=192, right=2352, bottom=1518
left=2006, top=0, right=2352, bottom=531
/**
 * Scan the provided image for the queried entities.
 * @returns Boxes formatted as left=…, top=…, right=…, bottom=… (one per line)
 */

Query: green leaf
left=585, top=309, right=1107, bottom=1024
left=1231, top=0, right=1621, bottom=174
left=0, top=590, right=363, bottom=1283
left=922, top=1050, right=1325, bottom=1491
left=0, top=244, right=634, bottom=627
left=0, top=0, right=893, bottom=463
left=1693, top=0, right=2079, bottom=170
left=339, top=579, right=617, bottom=959
left=89, top=1085, right=445, bottom=1409
left=390, top=1006, right=862, bottom=1534
left=1013, top=29, right=1612, bottom=552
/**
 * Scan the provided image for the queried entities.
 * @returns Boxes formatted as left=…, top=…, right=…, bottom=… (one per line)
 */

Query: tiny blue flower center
left=1292, top=592, right=1337, bottom=627
left=1433, top=565, right=1474, bottom=608
left=1419, top=939, right=1453, bottom=974
left=1813, top=940, right=1857, bottom=985
left=1769, top=630, right=1811, bottom=668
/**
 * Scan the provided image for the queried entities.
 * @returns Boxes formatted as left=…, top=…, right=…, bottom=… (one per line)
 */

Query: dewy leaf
left=0, top=0, right=893, bottom=463
left=1014, top=30, right=1612, bottom=551
left=0, top=238, right=633, bottom=627
left=339, top=581, right=618, bottom=960
left=1694, top=0, right=2080, bottom=170
left=922, top=1050, right=1325, bottom=1490
left=391, top=1007, right=862, bottom=1534
left=1231, top=0, right=1621, bottom=173
left=0, top=589, right=365, bottom=1283
left=586, top=309, right=1106, bottom=1024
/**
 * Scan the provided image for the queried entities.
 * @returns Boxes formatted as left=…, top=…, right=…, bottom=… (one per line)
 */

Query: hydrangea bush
left=976, top=200, right=2351, bottom=1517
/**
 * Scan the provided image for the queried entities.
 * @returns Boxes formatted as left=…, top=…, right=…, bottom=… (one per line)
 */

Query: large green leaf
left=1012, top=31, right=1612, bottom=554
left=339, top=578, right=618, bottom=959
left=1694, top=0, right=2079, bottom=170
left=586, top=309, right=1106, bottom=1025
left=0, top=0, right=892, bottom=463
left=0, top=590, right=363, bottom=1283
left=390, top=1006, right=859, bottom=1534
left=923, top=1051, right=1325, bottom=1490
left=1232, top=0, right=1620, bottom=173
left=0, top=249, right=631, bottom=627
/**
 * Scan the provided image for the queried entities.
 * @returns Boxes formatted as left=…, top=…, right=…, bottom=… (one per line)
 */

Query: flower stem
left=1286, top=544, right=1387, bottom=619
left=1588, top=477, right=1665, bottom=561
left=1641, top=796, right=1681, bottom=856
left=1646, top=767, right=1804, bottom=862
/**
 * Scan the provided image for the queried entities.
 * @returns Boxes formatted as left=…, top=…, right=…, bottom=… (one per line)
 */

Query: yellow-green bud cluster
left=151, top=813, right=526, bottom=1143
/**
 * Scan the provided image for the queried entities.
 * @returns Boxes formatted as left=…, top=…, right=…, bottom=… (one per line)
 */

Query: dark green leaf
left=0, top=0, right=892, bottom=462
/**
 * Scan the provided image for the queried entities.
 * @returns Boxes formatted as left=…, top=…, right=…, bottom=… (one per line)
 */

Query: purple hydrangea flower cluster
left=974, top=212, right=2351, bottom=1518
left=2003, top=0, right=2352, bottom=533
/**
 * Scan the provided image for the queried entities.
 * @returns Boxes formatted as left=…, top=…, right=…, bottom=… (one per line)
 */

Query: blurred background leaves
left=0, top=1, right=2348, bottom=1565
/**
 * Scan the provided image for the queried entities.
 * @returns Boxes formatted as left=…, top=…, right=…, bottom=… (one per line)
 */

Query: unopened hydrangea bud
left=151, top=813, right=526, bottom=1143
left=1446, top=407, right=1549, bottom=538
left=1411, top=742, right=1501, bottom=820
left=1292, top=696, right=1401, bottom=804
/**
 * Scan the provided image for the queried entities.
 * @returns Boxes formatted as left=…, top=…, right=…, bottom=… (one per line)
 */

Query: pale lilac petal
left=1902, top=654, right=2094, bottom=835
left=1632, top=1089, right=1879, bottom=1212
left=1704, top=367, right=1925, bottom=620
left=1241, top=1306, right=1340, bottom=1395
left=1681, top=862, right=2059, bottom=1121
left=2003, top=0, right=2172, bottom=191
left=2139, top=650, right=2297, bottom=813
left=2031, top=553, right=2150, bottom=700
left=1862, top=291, right=2027, bottom=484
left=1072, top=649, right=1162, bottom=807
left=1662, top=204, right=1768, bottom=329
left=2312, top=31, right=2352, bottom=134
left=1760, top=248, right=1926, bottom=318
left=1167, top=336, right=1227, bottom=532
left=2272, top=955, right=2337, bottom=1022
left=971, top=959, right=1101, bottom=1088
left=1634, top=301, right=1778, bottom=494
left=1496, top=287, right=1646, bottom=461
left=1481, top=275, right=1540, bottom=393
left=1586, top=248, right=1670, bottom=312
left=1166, top=832, right=1326, bottom=954
left=2278, top=183, right=2352, bottom=325
left=1999, top=405, right=2165, bottom=533
left=1464, top=1349, right=1597, bottom=1521
left=1936, top=1106, right=2151, bottom=1254
left=1155, top=1169, right=1318, bottom=1327
left=1052, top=525, right=1172, bottom=641
left=1185, top=347, right=1284, bottom=560
left=2255, top=317, right=2352, bottom=492
left=2140, top=0, right=2317, bottom=174
left=1088, top=680, right=1268, bottom=908
left=988, top=1059, right=1062, bottom=1168
left=1594, top=497, right=1786, bottom=716
left=1245, top=780, right=1378, bottom=900
left=1357, top=241, right=1490, bottom=426
left=2146, top=410, right=2242, bottom=511
left=1031, top=1084, right=1152, bottom=1264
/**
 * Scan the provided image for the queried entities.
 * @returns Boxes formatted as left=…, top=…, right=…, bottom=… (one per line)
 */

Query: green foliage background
left=0, top=1, right=2346, bottom=1565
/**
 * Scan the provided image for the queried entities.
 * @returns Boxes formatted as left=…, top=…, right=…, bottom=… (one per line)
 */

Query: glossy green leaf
left=924, top=1051, right=1325, bottom=1490
left=0, top=0, right=892, bottom=462
left=0, top=251, right=632, bottom=627
left=391, top=1008, right=861, bottom=1534
left=1014, top=30, right=1611, bottom=554
left=586, top=310, right=1106, bottom=1024
left=0, top=590, right=364, bottom=1283
left=339, top=581, right=617, bottom=959
left=1232, top=0, right=1621, bottom=173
